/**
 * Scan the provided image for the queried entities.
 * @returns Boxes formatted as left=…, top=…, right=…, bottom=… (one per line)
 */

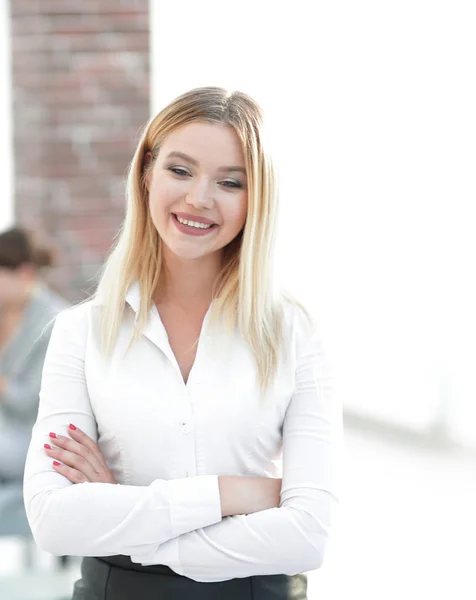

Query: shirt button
left=181, top=422, right=191, bottom=435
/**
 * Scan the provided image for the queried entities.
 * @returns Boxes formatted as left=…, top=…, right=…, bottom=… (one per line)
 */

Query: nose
left=185, top=178, right=214, bottom=210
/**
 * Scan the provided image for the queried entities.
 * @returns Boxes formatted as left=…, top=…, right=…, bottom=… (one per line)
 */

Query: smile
left=172, top=213, right=218, bottom=237
left=176, top=215, right=213, bottom=229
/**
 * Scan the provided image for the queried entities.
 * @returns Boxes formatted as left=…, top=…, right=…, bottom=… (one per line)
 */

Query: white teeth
left=176, top=216, right=213, bottom=229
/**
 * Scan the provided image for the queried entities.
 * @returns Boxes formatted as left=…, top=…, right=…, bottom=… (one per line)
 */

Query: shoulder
left=36, top=301, right=101, bottom=363
left=50, top=300, right=96, bottom=339
left=282, top=295, right=316, bottom=340
left=281, top=295, right=327, bottom=362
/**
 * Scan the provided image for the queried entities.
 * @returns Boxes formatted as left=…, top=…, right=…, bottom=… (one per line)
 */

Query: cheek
left=148, top=185, right=176, bottom=227
left=149, top=172, right=182, bottom=210
left=222, top=195, right=248, bottom=231
left=149, top=192, right=167, bottom=218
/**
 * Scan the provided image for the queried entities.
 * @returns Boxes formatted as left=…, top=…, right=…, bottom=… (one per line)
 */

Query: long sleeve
left=131, top=323, right=343, bottom=581
left=23, top=307, right=222, bottom=558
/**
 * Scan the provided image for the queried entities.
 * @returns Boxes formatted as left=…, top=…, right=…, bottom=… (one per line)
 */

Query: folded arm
left=23, top=307, right=223, bottom=558
left=131, top=322, right=343, bottom=581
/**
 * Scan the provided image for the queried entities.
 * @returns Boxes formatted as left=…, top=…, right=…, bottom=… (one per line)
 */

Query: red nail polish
left=69, top=423, right=77, bottom=431
left=53, top=461, right=61, bottom=466
left=44, top=443, right=51, bottom=449
left=49, top=432, right=57, bottom=439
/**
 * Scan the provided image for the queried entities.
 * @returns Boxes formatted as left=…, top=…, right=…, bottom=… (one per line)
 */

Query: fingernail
left=49, top=432, right=57, bottom=439
left=68, top=424, right=77, bottom=431
left=53, top=461, right=61, bottom=466
left=44, top=443, right=51, bottom=449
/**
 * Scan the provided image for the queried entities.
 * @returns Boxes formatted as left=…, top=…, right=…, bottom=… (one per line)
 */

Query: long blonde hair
left=95, top=86, right=284, bottom=389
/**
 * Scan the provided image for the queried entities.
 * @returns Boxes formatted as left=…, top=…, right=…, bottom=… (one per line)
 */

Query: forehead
left=158, top=121, right=245, bottom=166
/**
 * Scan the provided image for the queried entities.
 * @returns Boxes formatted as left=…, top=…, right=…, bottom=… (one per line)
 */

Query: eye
left=168, top=167, right=190, bottom=177
left=220, top=180, right=242, bottom=189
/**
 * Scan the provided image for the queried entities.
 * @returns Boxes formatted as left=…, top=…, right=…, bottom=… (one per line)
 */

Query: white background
left=150, top=0, right=476, bottom=446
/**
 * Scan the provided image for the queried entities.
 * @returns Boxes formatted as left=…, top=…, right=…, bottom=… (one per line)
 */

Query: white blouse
left=23, top=282, right=342, bottom=583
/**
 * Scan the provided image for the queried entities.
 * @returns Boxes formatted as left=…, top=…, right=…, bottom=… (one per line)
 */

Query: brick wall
left=10, top=0, right=150, bottom=302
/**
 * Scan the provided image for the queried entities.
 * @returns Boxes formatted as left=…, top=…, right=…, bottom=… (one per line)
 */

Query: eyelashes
left=167, top=167, right=243, bottom=189
left=169, top=167, right=189, bottom=177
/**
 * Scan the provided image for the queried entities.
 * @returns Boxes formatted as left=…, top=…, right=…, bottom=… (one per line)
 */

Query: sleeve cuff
left=167, top=474, right=222, bottom=538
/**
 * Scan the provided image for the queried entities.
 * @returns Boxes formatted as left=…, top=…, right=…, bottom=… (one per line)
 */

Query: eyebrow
left=165, top=151, right=247, bottom=175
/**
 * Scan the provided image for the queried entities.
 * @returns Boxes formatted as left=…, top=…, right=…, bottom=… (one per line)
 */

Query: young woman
left=0, top=227, right=68, bottom=483
left=23, top=87, right=342, bottom=599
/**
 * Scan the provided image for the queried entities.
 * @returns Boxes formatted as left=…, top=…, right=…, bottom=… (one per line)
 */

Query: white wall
left=0, top=0, right=13, bottom=231
left=150, top=0, right=476, bottom=445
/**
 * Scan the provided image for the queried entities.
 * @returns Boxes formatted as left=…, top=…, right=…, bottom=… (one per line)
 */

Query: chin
left=165, top=242, right=216, bottom=261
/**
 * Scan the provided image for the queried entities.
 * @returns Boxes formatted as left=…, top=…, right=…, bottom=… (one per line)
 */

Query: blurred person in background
left=23, top=87, right=342, bottom=599
left=0, top=227, right=69, bottom=483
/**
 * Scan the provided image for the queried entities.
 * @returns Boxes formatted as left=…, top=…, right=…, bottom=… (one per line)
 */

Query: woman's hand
left=44, top=424, right=117, bottom=484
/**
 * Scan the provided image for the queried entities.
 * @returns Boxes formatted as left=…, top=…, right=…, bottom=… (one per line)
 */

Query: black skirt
left=71, top=555, right=308, bottom=600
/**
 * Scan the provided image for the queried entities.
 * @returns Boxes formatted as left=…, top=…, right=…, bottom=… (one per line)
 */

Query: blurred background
left=0, top=0, right=475, bottom=598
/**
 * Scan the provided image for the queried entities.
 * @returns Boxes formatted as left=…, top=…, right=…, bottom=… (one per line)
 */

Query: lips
left=171, top=213, right=218, bottom=237
left=173, top=212, right=217, bottom=226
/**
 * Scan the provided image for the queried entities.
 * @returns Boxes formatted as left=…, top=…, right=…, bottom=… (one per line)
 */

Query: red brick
left=11, top=0, right=150, bottom=301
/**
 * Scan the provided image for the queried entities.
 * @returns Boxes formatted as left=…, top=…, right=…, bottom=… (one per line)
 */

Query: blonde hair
left=95, top=86, right=284, bottom=390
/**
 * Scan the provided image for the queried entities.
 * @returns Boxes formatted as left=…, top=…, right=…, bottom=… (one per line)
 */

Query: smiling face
left=146, top=121, right=248, bottom=262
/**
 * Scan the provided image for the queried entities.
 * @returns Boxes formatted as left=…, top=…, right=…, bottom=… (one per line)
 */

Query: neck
left=156, top=248, right=223, bottom=308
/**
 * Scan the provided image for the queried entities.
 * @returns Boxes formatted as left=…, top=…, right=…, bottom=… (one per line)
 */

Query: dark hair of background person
left=0, top=227, right=57, bottom=271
